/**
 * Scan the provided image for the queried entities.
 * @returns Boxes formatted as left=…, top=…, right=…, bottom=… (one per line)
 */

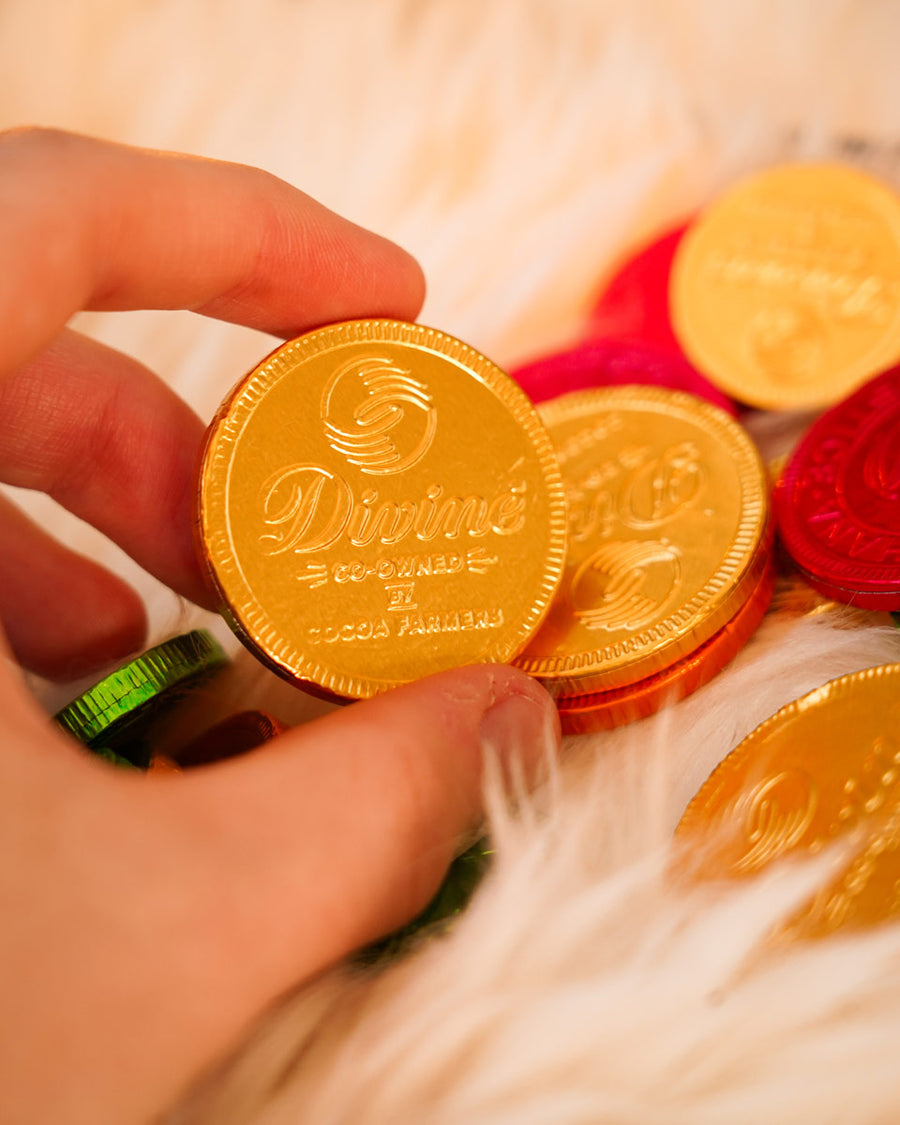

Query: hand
left=0, top=129, right=559, bottom=1124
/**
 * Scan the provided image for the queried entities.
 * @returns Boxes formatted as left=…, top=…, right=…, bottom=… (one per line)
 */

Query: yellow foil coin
left=671, top=164, right=900, bottom=410
left=514, top=386, right=769, bottom=694
left=197, top=320, right=567, bottom=699
left=676, top=663, right=900, bottom=939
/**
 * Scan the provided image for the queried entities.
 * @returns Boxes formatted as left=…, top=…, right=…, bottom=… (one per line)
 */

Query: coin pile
left=512, top=386, right=772, bottom=731
left=52, top=161, right=900, bottom=949
left=56, top=160, right=900, bottom=770
left=187, top=162, right=900, bottom=736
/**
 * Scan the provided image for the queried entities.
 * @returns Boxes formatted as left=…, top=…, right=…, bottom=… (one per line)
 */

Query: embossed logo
left=744, top=303, right=826, bottom=381
left=730, top=770, right=817, bottom=873
left=259, top=471, right=527, bottom=555
left=619, top=441, right=703, bottom=528
left=321, top=355, right=437, bottom=475
left=259, top=465, right=351, bottom=555
left=568, top=539, right=681, bottom=631
left=837, top=405, right=900, bottom=538
left=862, top=416, right=900, bottom=502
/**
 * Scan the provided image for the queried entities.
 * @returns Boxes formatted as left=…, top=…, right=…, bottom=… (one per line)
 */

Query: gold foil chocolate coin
left=514, top=386, right=769, bottom=694
left=671, top=164, right=900, bottom=410
left=556, top=555, right=775, bottom=733
left=677, top=663, right=900, bottom=938
left=198, top=320, right=567, bottom=698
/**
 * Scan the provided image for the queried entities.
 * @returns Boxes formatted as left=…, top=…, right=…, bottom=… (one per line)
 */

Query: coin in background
left=775, top=363, right=900, bottom=610
left=175, top=710, right=287, bottom=767
left=588, top=224, right=689, bottom=351
left=671, top=164, right=900, bottom=410
left=509, top=337, right=735, bottom=415
left=677, top=663, right=900, bottom=939
left=557, top=555, right=774, bottom=732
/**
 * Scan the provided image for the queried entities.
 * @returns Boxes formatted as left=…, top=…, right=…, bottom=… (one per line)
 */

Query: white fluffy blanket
left=3, top=2, right=900, bottom=1120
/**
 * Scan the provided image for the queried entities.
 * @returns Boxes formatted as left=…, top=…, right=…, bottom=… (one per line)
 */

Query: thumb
left=171, top=663, right=559, bottom=988
left=3, top=662, right=558, bottom=1124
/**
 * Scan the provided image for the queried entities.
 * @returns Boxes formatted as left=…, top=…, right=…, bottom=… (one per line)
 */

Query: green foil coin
left=53, top=630, right=227, bottom=766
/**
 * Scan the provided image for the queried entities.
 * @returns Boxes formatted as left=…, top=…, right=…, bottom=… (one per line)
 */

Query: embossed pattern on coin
left=671, top=165, right=900, bottom=409
left=677, top=663, right=900, bottom=939
left=775, top=363, right=900, bottom=609
left=557, top=555, right=775, bottom=732
left=197, top=320, right=567, bottom=699
left=514, top=386, right=769, bottom=693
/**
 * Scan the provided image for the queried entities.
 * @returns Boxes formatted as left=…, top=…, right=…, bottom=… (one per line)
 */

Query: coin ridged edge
left=775, top=367, right=900, bottom=589
left=53, top=630, right=226, bottom=745
left=514, top=385, right=769, bottom=688
left=675, top=661, right=900, bottom=836
left=199, top=319, right=568, bottom=699
left=556, top=556, right=776, bottom=731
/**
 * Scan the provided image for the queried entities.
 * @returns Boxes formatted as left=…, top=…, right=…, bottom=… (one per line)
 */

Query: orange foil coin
left=557, top=554, right=775, bottom=733
left=197, top=320, right=567, bottom=699
left=676, top=663, right=900, bottom=939
left=176, top=710, right=287, bottom=767
left=514, top=386, right=769, bottom=694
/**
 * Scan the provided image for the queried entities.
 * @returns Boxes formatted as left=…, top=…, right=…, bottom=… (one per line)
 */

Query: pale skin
left=0, top=128, right=560, bottom=1124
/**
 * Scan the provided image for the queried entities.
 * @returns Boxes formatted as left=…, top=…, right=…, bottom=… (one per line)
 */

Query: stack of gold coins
left=513, top=386, right=773, bottom=731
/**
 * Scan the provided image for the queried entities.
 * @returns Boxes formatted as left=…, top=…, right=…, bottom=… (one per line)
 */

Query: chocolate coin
left=775, top=364, right=900, bottom=609
left=514, top=386, right=769, bottom=694
left=671, top=164, right=900, bottom=409
left=677, top=663, right=900, bottom=938
left=557, top=555, right=774, bottom=731
left=589, top=224, right=688, bottom=351
left=197, top=320, right=567, bottom=699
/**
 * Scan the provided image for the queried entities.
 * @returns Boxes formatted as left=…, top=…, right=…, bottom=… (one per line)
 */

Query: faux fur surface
left=3, top=1, right=900, bottom=1121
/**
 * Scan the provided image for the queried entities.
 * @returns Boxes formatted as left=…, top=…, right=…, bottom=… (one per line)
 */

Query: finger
left=0, top=329, right=212, bottom=607
left=0, top=664, right=558, bottom=1123
left=164, top=664, right=559, bottom=990
left=0, top=128, right=426, bottom=377
left=0, top=492, right=146, bottom=679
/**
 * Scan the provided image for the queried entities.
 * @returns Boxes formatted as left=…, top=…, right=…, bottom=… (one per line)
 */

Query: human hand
left=0, top=129, right=559, bottom=1124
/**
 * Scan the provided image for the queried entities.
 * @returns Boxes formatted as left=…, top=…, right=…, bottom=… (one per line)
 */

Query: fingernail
left=478, top=689, right=559, bottom=776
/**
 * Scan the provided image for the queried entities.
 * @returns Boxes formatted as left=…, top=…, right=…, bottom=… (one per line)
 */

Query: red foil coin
left=774, top=364, right=900, bottom=609
left=508, top=336, right=736, bottom=415
left=588, top=224, right=688, bottom=351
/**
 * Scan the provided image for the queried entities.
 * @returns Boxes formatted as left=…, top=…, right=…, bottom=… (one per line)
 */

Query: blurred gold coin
left=197, top=320, right=566, bottom=699
left=677, top=663, right=900, bottom=938
left=514, top=386, right=769, bottom=693
left=671, top=164, right=900, bottom=410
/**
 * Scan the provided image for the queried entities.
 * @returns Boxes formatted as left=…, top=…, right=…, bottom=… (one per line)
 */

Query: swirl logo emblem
left=321, top=354, right=437, bottom=475
left=729, top=770, right=818, bottom=873
left=568, top=539, right=682, bottom=631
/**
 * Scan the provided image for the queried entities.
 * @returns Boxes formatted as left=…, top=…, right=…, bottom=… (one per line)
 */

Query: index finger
left=0, top=128, right=425, bottom=377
